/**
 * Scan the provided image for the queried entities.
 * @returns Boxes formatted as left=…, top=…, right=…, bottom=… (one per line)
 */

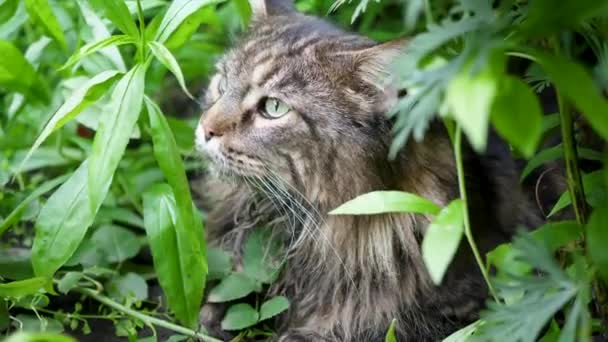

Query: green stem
left=557, top=95, right=588, bottom=224
left=136, top=0, right=146, bottom=63
left=454, top=127, right=499, bottom=301
left=75, top=287, right=222, bottom=342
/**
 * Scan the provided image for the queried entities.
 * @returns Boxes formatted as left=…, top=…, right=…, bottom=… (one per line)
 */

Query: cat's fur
left=195, top=1, right=541, bottom=340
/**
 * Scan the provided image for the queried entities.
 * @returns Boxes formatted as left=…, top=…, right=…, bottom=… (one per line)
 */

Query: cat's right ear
left=249, top=0, right=295, bottom=19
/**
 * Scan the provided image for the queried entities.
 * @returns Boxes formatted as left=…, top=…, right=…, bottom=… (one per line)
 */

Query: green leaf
left=587, top=206, right=608, bottom=282
left=0, top=277, right=49, bottom=299
left=259, top=296, right=289, bottom=321
left=522, top=0, right=608, bottom=36
left=208, top=247, right=232, bottom=280
left=164, top=7, right=215, bottom=50
left=0, top=174, right=69, bottom=236
left=11, top=315, right=65, bottom=333
left=154, top=0, right=221, bottom=44
left=143, top=184, right=205, bottom=329
left=24, top=0, right=67, bottom=49
left=0, top=40, right=48, bottom=101
left=88, top=65, right=145, bottom=211
left=0, top=248, right=34, bottom=280
left=107, top=272, right=148, bottom=302
left=490, top=76, right=542, bottom=158
left=330, top=191, right=440, bottom=215
left=548, top=170, right=607, bottom=217
left=445, top=61, right=499, bottom=152
left=243, top=228, right=283, bottom=284
left=148, top=41, right=193, bottom=99
left=529, top=51, right=608, bottom=141
left=207, top=272, right=258, bottom=303
left=442, top=320, right=480, bottom=342
left=221, top=303, right=259, bottom=331
left=421, top=200, right=464, bottom=284
left=17, top=70, right=121, bottom=174
left=31, top=160, right=102, bottom=277
left=57, top=272, right=83, bottom=294
left=385, top=318, right=397, bottom=342
left=87, top=0, right=140, bottom=38
left=61, top=35, right=134, bottom=71
left=91, top=225, right=141, bottom=263
left=520, top=144, right=601, bottom=181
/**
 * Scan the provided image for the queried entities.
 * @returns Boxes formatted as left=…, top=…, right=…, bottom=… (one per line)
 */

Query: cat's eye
left=261, top=97, right=290, bottom=119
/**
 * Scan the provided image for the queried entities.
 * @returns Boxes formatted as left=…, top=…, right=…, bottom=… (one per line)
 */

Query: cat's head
left=196, top=0, right=406, bottom=205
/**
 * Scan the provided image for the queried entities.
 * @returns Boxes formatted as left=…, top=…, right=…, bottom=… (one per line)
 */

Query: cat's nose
left=201, top=120, right=223, bottom=142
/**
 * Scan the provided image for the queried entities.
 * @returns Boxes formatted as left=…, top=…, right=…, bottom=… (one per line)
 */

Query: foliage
left=1, top=0, right=607, bottom=341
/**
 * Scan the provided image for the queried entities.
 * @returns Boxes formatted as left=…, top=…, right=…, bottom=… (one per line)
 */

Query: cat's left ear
left=249, top=0, right=295, bottom=19
left=353, top=38, right=408, bottom=90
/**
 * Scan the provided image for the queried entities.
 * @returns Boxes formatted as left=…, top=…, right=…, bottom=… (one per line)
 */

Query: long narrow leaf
left=143, top=185, right=205, bottom=329
left=0, top=40, right=48, bottom=101
left=87, top=0, right=140, bottom=38
left=330, top=191, right=441, bottom=215
left=17, top=70, right=122, bottom=174
left=24, top=0, right=67, bottom=49
left=148, top=41, right=193, bottom=99
left=88, top=65, right=146, bottom=211
left=60, top=35, right=134, bottom=71
left=154, top=0, right=220, bottom=44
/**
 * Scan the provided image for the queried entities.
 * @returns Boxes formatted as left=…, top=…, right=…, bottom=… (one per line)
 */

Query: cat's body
left=195, top=1, right=541, bottom=340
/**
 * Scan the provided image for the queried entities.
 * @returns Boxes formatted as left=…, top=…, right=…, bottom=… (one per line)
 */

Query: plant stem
left=453, top=127, right=499, bottom=301
left=75, top=287, right=222, bottom=342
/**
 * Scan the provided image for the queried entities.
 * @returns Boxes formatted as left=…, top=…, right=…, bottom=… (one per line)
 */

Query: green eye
left=262, top=97, right=290, bottom=119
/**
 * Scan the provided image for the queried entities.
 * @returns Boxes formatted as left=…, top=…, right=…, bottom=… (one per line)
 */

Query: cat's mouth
left=198, top=137, right=267, bottom=178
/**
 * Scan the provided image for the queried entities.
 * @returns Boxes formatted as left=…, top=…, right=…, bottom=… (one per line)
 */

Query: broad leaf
left=0, top=277, right=49, bottom=299
left=91, top=225, right=141, bottom=264
left=87, top=0, right=139, bottom=38
left=330, top=191, right=440, bottom=215
left=18, top=70, right=122, bottom=174
left=148, top=41, right=193, bottom=98
left=3, top=332, right=75, bottom=342
left=490, top=76, right=542, bottom=158
left=243, top=228, right=283, bottom=284
left=57, top=272, right=83, bottom=294
left=88, top=65, right=145, bottom=211
left=421, top=200, right=464, bottom=284
left=207, top=272, right=259, bottom=303
left=24, top=0, right=67, bottom=49
left=143, top=185, right=205, bottom=329
left=208, top=247, right=232, bottom=280
left=221, top=303, right=259, bottom=331
left=107, top=272, right=148, bottom=302
left=259, top=296, right=289, bottom=321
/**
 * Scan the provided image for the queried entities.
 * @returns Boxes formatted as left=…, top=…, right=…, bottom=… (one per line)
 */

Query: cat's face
left=195, top=0, right=404, bottom=199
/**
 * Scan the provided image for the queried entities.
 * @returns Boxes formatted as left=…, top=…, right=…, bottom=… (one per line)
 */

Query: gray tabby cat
left=195, top=0, right=540, bottom=340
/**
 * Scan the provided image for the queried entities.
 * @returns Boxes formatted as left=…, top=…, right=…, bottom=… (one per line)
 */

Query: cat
left=194, top=0, right=542, bottom=340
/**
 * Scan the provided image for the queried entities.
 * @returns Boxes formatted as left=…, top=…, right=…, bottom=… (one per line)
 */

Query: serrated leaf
left=259, top=296, right=289, bottom=321
left=88, top=65, right=145, bottom=212
left=587, top=206, right=608, bottom=282
left=207, top=272, right=258, bottom=303
left=87, top=0, right=139, bottom=38
left=17, top=70, right=121, bottom=174
left=148, top=41, right=193, bottom=99
left=421, top=200, right=464, bottom=284
left=143, top=184, right=205, bottom=329
left=32, top=160, right=103, bottom=277
left=330, top=191, right=440, bottom=215
left=0, top=277, right=49, bottom=299
left=221, top=303, right=259, bottom=331
left=490, top=76, right=542, bottom=158
left=24, top=0, right=67, bottom=49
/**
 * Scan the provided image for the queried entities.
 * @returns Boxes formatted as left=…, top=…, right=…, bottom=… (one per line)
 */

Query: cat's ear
left=249, top=0, right=295, bottom=18
left=354, top=38, right=408, bottom=90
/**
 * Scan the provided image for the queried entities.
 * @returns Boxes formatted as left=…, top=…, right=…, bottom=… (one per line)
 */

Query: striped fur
left=195, top=1, right=541, bottom=341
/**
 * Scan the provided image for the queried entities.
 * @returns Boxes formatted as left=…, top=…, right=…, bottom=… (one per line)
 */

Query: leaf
left=385, top=319, right=397, bottom=342
left=0, top=277, right=49, bottom=299
left=13, top=314, right=64, bottom=333
left=330, top=191, right=441, bottom=215
left=0, top=248, right=34, bottom=280
left=442, top=320, right=481, bottom=342
left=243, top=228, right=283, bottom=284
left=154, top=0, right=221, bottom=44
left=32, top=160, right=102, bottom=277
left=24, top=0, right=67, bottom=49
left=529, top=50, right=608, bottom=141
left=164, top=7, right=215, bottom=50
left=57, top=272, right=83, bottom=294
left=207, top=272, right=258, bottom=303
left=0, top=40, right=48, bottom=101
left=88, top=65, right=145, bottom=211
left=87, top=0, right=139, bottom=38
left=522, top=0, right=608, bottom=36
left=221, top=303, right=259, bottom=331
left=548, top=170, right=607, bottom=217
left=490, top=76, right=542, bottom=158
left=91, top=225, right=141, bottom=263
left=587, top=206, right=608, bottom=282
left=17, top=70, right=122, bottom=174
left=143, top=184, right=205, bottom=329
left=421, top=200, right=464, bottom=284
left=61, top=35, right=134, bottom=71
left=107, top=272, right=148, bottom=302
left=0, top=174, right=69, bottom=236
left=148, top=41, right=193, bottom=99
left=259, top=296, right=289, bottom=321
left=208, top=247, right=232, bottom=280
left=520, top=144, right=601, bottom=181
